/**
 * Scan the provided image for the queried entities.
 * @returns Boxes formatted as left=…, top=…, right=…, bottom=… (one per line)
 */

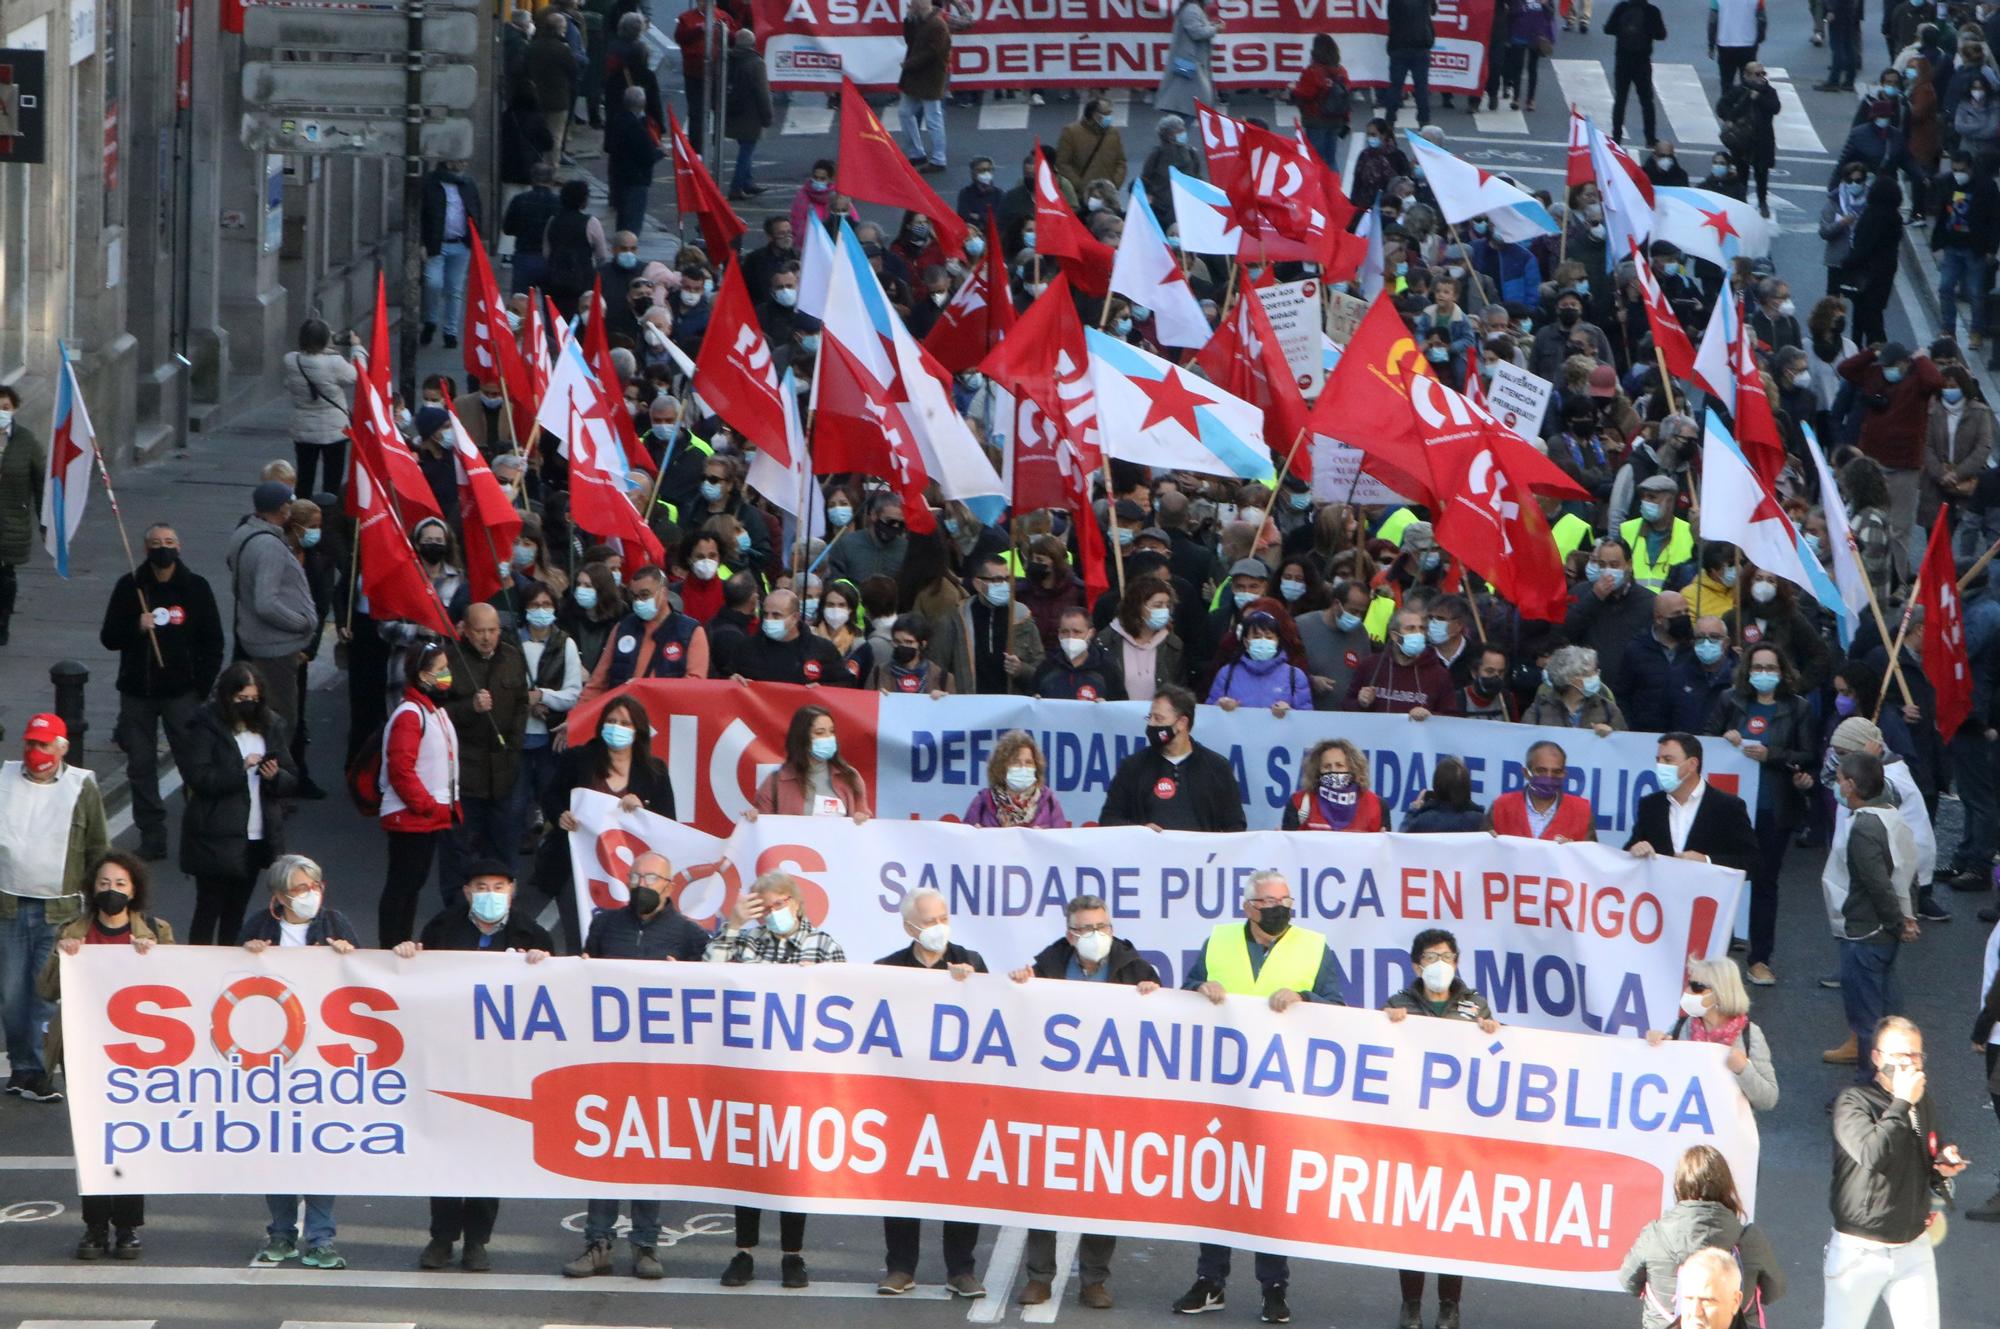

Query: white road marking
left=0, top=1156, right=75, bottom=1169
left=1653, top=63, right=1722, bottom=144
left=1551, top=59, right=1617, bottom=132
left=779, top=102, right=835, bottom=138
left=1762, top=68, right=1830, bottom=155
left=977, top=99, right=1030, bottom=132
left=279, top=1323, right=416, bottom=1329
left=0, top=1266, right=948, bottom=1298
left=968, top=1225, right=1027, bottom=1323
left=1473, top=103, right=1530, bottom=135
left=1020, top=1230, right=1079, bottom=1324
left=19, top=1322, right=156, bottom=1329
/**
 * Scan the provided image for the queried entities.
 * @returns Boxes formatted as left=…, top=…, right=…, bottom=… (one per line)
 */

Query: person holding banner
left=1176, top=870, right=1341, bottom=1323
left=1644, top=958, right=1780, bottom=1111
left=1007, top=893, right=1158, bottom=1307
left=1383, top=927, right=1499, bottom=1329
left=542, top=696, right=675, bottom=951
left=1035, top=609, right=1116, bottom=702
left=1486, top=740, right=1599, bottom=841
left=1283, top=739, right=1392, bottom=832
left=1342, top=607, right=1457, bottom=718
left=575, top=565, right=712, bottom=707
left=377, top=644, right=463, bottom=949
left=1208, top=606, right=1314, bottom=716
left=1523, top=644, right=1627, bottom=734
left=1100, top=686, right=1245, bottom=833
left=1627, top=733, right=1759, bottom=874
left=877, top=887, right=987, bottom=1297
left=748, top=704, right=872, bottom=822
left=707, top=871, right=846, bottom=1289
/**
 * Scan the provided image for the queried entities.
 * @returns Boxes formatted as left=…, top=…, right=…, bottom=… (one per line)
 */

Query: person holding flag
left=0, top=384, right=44, bottom=646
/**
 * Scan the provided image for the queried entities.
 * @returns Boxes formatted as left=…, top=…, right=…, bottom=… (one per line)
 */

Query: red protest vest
left=1290, top=788, right=1386, bottom=832
left=1489, top=789, right=1595, bottom=841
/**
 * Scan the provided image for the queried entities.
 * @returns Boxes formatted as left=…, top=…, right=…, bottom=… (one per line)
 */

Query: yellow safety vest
left=1550, top=512, right=1593, bottom=563
left=1618, top=516, right=1695, bottom=592
left=1201, top=923, right=1328, bottom=998
left=1362, top=593, right=1396, bottom=643
left=1376, top=507, right=1419, bottom=549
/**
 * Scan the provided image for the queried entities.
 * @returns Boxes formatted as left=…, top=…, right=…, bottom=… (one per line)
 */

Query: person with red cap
left=0, top=713, right=109, bottom=1102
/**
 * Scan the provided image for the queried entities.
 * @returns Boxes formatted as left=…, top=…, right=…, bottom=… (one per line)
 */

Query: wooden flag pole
left=1853, top=540, right=1917, bottom=708
left=1873, top=591, right=1921, bottom=723
left=1267, top=426, right=1310, bottom=512
left=1100, top=457, right=1127, bottom=591
left=345, top=534, right=361, bottom=634
left=1958, top=530, right=2000, bottom=592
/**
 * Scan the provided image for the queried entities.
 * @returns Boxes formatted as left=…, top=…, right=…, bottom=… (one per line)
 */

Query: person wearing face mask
left=576, top=565, right=712, bottom=708
left=1524, top=643, right=1628, bottom=733
left=432, top=603, right=531, bottom=897
left=1140, top=112, right=1206, bottom=222
left=99, top=522, right=225, bottom=861
left=1096, top=572, right=1188, bottom=701
left=1721, top=571, right=1834, bottom=694
left=874, top=887, right=987, bottom=1296
left=540, top=696, right=674, bottom=950
left=1297, top=579, right=1374, bottom=705
left=515, top=580, right=582, bottom=833
left=1616, top=1147, right=1782, bottom=1329
left=1668, top=615, right=1740, bottom=731
left=1347, top=117, right=1411, bottom=209
left=1175, top=869, right=1339, bottom=1324
left=1054, top=97, right=1129, bottom=201
left=1100, top=685, right=1245, bottom=831
left=1021, top=605, right=1110, bottom=700
left=1747, top=276, right=1801, bottom=356
left=377, top=644, right=463, bottom=947
left=1842, top=176, right=1912, bottom=348
left=1563, top=539, right=1657, bottom=683
left=1714, top=65, right=1780, bottom=216
left=1486, top=740, right=1598, bottom=841
left=746, top=703, right=873, bottom=821
left=726, top=588, right=855, bottom=687
left=1626, top=732, right=1759, bottom=874
left=1529, top=293, right=1614, bottom=379
left=1605, top=589, right=1689, bottom=732
left=827, top=493, right=913, bottom=586
left=1641, top=959, right=1780, bottom=1111
left=956, top=155, right=1005, bottom=228
left=1005, top=892, right=1152, bottom=1308
left=225, top=481, right=319, bottom=753
left=179, top=662, right=297, bottom=948
left=1282, top=738, right=1390, bottom=831
left=1209, top=604, right=1315, bottom=716
left=237, top=854, right=358, bottom=1269
left=390, top=860, right=552, bottom=1272
left=962, top=730, right=1073, bottom=827
left=690, top=456, right=773, bottom=569
left=564, top=849, right=711, bottom=1279
left=812, top=580, right=876, bottom=682
left=1618, top=474, right=1695, bottom=594
left=702, top=870, right=844, bottom=1289
left=44, top=852, right=171, bottom=1257
left=1922, top=367, right=1995, bottom=526
left=1343, top=606, right=1459, bottom=718
left=870, top=612, right=953, bottom=694
left=559, top=561, right=625, bottom=675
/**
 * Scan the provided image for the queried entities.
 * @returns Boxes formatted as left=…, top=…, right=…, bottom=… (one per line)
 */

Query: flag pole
left=1099, top=457, right=1126, bottom=590
left=344, top=532, right=361, bottom=634
left=1958, top=531, right=2000, bottom=592
left=1853, top=538, right=1916, bottom=708
left=1445, top=221, right=1490, bottom=309
left=88, top=437, right=167, bottom=669
left=1267, top=426, right=1309, bottom=512
left=1873, top=591, right=1920, bottom=723
left=1654, top=346, right=1680, bottom=418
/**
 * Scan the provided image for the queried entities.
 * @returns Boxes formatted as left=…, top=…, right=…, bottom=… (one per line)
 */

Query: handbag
left=1170, top=56, right=1201, bottom=79
left=1535, top=35, right=1555, bottom=56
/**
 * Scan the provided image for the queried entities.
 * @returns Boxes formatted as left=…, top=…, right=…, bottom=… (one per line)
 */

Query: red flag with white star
left=1916, top=506, right=1972, bottom=741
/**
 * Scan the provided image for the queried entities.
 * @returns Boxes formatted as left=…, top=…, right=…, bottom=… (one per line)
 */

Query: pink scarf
left=1685, top=1013, right=1749, bottom=1047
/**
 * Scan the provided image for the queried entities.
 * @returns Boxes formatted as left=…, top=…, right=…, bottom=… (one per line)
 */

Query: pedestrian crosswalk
left=769, top=60, right=1831, bottom=160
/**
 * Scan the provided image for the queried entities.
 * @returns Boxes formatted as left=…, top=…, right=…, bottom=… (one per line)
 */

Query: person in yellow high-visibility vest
left=1617, top=474, right=1696, bottom=593
left=1164, top=869, right=1343, bottom=1325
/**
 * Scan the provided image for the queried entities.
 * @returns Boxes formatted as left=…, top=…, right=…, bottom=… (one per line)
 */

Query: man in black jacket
left=396, top=859, right=554, bottom=1273
left=605, top=84, right=665, bottom=237
left=1624, top=732, right=1757, bottom=874
left=100, top=523, right=224, bottom=861
left=1563, top=539, right=1657, bottom=684
left=1614, top=590, right=1691, bottom=733
left=1379, top=0, right=1437, bottom=128
left=1602, top=0, right=1666, bottom=145
left=877, top=887, right=988, bottom=1298
left=420, top=160, right=483, bottom=348
left=723, top=589, right=853, bottom=686
left=563, top=851, right=708, bottom=1281
left=1823, top=1016, right=1966, bottom=1326
left=440, top=604, right=531, bottom=891
left=503, top=163, right=562, bottom=295
left=1100, top=685, right=1246, bottom=832
left=1006, top=895, right=1158, bottom=1309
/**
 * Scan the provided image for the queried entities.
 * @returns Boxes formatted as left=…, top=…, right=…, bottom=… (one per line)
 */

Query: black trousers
left=82, top=1194, right=144, bottom=1231
left=430, top=1196, right=499, bottom=1245
left=344, top=616, right=393, bottom=766
left=294, top=440, right=348, bottom=501
left=1400, top=1270, right=1464, bottom=1303
left=1717, top=45, right=1756, bottom=90
left=1747, top=813, right=1791, bottom=965
left=380, top=828, right=443, bottom=947
left=737, top=1206, right=806, bottom=1250
left=189, top=841, right=275, bottom=947
left=884, top=1216, right=978, bottom=1277
left=1611, top=54, right=1656, bottom=143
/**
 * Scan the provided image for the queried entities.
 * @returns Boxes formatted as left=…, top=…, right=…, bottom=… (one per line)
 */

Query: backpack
left=345, top=723, right=388, bottom=816
left=1319, top=69, right=1351, bottom=124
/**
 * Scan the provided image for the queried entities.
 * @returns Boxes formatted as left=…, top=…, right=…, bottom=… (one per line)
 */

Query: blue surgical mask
left=574, top=585, right=599, bottom=610
left=1571, top=281, right=1590, bottom=298
left=1584, top=561, right=1602, bottom=582
left=1399, top=632, right=1427, bottom=657
left=1804, top=532, right=1824, bottom=558
left=1579, top=674, right=1603, bottom=697
left=1145, top=605, right=1172, bottom=631
left=1945, top=387, right=1966, bottom=405
left=1720, top=565, right=1739, bottom=588
left=984, top=581, right=1010, bottom=607
left=1098, top=114, right=1114, bottom=129
left=1395, top=261, right=1410, bottom=277
left=1419, top=550, right=1442, bottom=572
left=1288, top=490, right=1312, bottom=511
left=1280, top=578, right=1307, bottom=602
left=1366, top=135, right=1382, bottom=149
left=600, top=722, right=636, bottom=750
left=631, top=596, right=659, bottom=622
left=1695, top=639, right=1724, bottom=665
left=1640, top=499, right=1666, bottom=523
left=1884, top=366, right=1905, bottom=383
left=800, top=333, right=821, bottom=354
left=827, top=503, right=853, bottom=527
left=1005, top=765, right=1037, bottom=792
left=1603, top=568, right=1627, bottom=589
left=525, top=606, right=557, bottom=629
left=1246, top=637, right=1278, bottom=662
left=1654, top=760, right=1684, bottom=789
left=469, top=890, right=510, bottom=924
left=300, top=527, right=322, bottom=548
left=803, top=597, right=820, bottom=621
left=700, top=480, right=724, bottom=502
left=762, top=617, right=787, bottom=640
left=1114, top=318, right=1133, bottom=336
left=810, top=735, right=839, bottom=762
left=736, top=530, right=753, bottom=553
left=1233, top=590, right=1256, bottom=609
left=943, top=517, right=962, bottom=536
left=616, top=252, right=639, bottom=269
left=1426, top=618, right=1450, bottom=645
left=1337, top=610, right=1363, bottom=632
left=1750, top=670, right=1781, bottom=694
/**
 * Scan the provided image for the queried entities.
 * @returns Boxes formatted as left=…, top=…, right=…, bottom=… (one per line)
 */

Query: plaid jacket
left=704, top=919, right=847, bottom=966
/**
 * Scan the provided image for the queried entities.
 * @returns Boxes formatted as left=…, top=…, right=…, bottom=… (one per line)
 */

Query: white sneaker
left=1030, top=92, right=1045, bottom=105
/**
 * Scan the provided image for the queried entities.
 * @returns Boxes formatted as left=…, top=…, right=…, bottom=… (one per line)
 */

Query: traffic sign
left=241, top=110, right=473, bottom=158
left=243, top=61, right=478, bottom=112
left=241, top=7, right=480, bottom=56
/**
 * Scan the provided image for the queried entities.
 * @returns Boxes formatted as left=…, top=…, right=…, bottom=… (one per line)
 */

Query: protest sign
left=752, top=0, right=1498, bottom=96
left=1323, top=290, right=1367, bottom=347
left=1311, top=435, right=1411, bottom=506
left=1487, top=362, right=1556, bottom=444
left=568, top=801, right=1744, bottom=1035
left=62, top=946, right=1756, bottom=1293
left=575, top=681, right=1762, bottom=839
left=1255, top=278, right=1325, bottom=398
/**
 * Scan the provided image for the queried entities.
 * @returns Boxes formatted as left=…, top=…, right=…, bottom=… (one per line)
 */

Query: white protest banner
left=1323, top=290, right=1368, bottom=347
left=1311, top=435, right=1411, bottom=506
left=569, top=802, right=1744, bottom=1036
left=581, top=682, right=1763, bottom=841
left=62, top=946, right=1756, bottom=1293
left=1254, top=278, right=1325, bottom=398
left=1486, top=362, right=1556, bottom=444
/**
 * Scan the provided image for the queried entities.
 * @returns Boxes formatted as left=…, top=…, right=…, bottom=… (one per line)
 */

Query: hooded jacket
left=1617, top=1199, right=1784, bottom=1329
left=223, top=518, right=318, bottom=658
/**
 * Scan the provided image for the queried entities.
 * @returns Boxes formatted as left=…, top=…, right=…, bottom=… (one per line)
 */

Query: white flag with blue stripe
left=1086, top=329, right=1268, bottom=479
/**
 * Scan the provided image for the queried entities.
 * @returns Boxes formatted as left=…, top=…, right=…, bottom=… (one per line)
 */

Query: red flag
left=694, top=262, right=790, bottom=457
left=1729, top=303, right=1786, bottom=488
left=1426, top=418, right=1573, bottom=623
left=1194, top=101, right=1248, bottom=195
left=667, top=108, right=747, bottom=259
left=1031, top=145, right=1114, bottom=299
left=446, top=410, right=526, bottom=603
left=1630, top=238, right=1697, bottom=384
left=582, top=276, right=655, bottom=476
left=1916, top=505, right=1972, bottom=740
left=836, top=80, right=968, bottom=257
left=1307, top=291, right=1435, bottom=500
left=1231, top=124, right=1337, bottom=266
left=516, top=293, right=551, bottom=456
left=351, top=451, right=457, bottom=637
left=1464, top=344, right=1488, bottom=412
left=979, top=275, right=1099, bottom=513
left=346, top=272, right=443, bottom=525
left=1566, top=106, right=1592, bottom=191
left=813, top=335, right=939, bottom=534
left=925, top=214, right=1017, bottom=374
left=462, top=222, right=526, bottom=447
left=565, top=390, right=666, bottom=567
left=1195, top=280, right=1311, bottom=474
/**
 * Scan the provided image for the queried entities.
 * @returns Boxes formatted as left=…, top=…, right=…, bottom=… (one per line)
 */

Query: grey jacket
left=1670, top=1016, right=1779, bottom=1111
left=1842, top=799, right=1911, bottom=940
left=1617, top=1199, right=1784, bottom=1329
left=282, top=351, right=358, bottom=448
left=224, top=518, right=319, bottom=658
left=1154, top=1, right=1218, bottom=117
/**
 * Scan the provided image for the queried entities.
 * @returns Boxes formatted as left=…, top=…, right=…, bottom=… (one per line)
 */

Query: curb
left=1900, top=231, right=2000, bottom=403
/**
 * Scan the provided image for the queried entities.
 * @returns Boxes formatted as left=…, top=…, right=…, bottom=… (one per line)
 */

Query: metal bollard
left=49, top=660, right=89, bottom=766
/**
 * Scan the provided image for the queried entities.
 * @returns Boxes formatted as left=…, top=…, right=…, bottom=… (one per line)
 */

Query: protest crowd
left=10, top=1, right=2000, bottom=1327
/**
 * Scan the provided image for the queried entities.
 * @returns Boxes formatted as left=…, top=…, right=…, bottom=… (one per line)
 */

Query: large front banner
left=576, top=680, right=1762, bottom=838
left=753, top=0, right=1498, bottom=95
left=568, top=803, right=1745, bottom=1035
left=62, top=947, right=1756, bottom=1290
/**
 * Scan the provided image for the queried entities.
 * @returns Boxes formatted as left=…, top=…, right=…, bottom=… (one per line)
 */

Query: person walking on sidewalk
left=724, top=29, right=774, bottom=201
left=605, top=85, right=665, bottom=235
left=98, top=522, right=224, bottom=862
left=1931, top=147, right=1999, bottom=351
left=420, top=159, right=482, bottom=349
left=1156, top=0, right=1222, bottom=118
left=224, top=481, right=318, bottom=754
left=0, top=383, right=45, bottom=647
left=899, top=0, right=951, bottom=173
left=1603, top=0, right=1666, bottom=145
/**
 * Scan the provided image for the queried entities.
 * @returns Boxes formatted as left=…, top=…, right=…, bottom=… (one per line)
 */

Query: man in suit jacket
left=1624, top=732, right=1758, bottom=874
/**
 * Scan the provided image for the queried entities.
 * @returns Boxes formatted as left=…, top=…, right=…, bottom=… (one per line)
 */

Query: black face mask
left=1030, top=561, right=1055, bottom=580
left=1149, top=723, right=1177, bottom=748
left=96, top=889, right=131, bottom=916
left=418, top=543, right=448, bottom=564
left=1558, top=308, right=1581, bottom=328
left=876, top=521, right=906, bottom=541
left=1661, top=616, right=1693, bottom=643
left=628, top=886, right=662, bottom=917
left=892, top=644, right=920, bottom=665
left=631, top=296, right=653, bottom=314
left=1256, top=903, right=1293, bottom=936
left=1471, top=673, right=1505, bottom=696
left=235, top=698, right=262, bottom=723
left=147, top=547, right=180, bottom=571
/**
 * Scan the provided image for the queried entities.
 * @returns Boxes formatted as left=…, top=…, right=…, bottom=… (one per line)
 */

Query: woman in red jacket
left=747, top=704, right=872, bottom=822
left=378, top=642, right=461, bottom=947
left=1283, top=738, right=1391, bottom=831
left=1289, top=35, right=1350, bottom=166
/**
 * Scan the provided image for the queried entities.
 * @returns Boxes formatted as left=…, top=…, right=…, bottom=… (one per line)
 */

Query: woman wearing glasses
left=1644, top=956, right=1780, bottom=1111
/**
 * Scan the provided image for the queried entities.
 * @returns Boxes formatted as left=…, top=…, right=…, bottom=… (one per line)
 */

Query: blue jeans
left=1379, top=48, right=1432, bottom=126
left=0, top=897, right=57, bottom=1077
left=266, top=1194, right=337, bottom=1248
left=730, top=136, right=760, bottom=195
left=898, top=94, right=946, bottom=166
left=1949, top=728, right=2000, bottom=873
left=1303, top=124, right=1344, bottom=166
left=587, top=1197, right=661, bottom=1245
left=1937, top=248, right=1989, bottom=337
left=422, top=239, right=473, bottom=336
left=1196, top=1243, right=1289, bottom=1290
left=1828, top=18, right=1861, bottom=84
left=1840, top=937, right=1901, bottom=1081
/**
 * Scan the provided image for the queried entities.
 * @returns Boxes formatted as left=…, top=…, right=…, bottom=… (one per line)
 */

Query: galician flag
left=1402, top=131, right=1558, bottom=243
left=1699, top=409, right=1843, bottom=617
left=1086, top=328, right=1269, bottom=479
left=43, top=342, right=96, bottom=577
left=1110, top=187, right=1210, bottom=349
left=1652, top=186, right=1771, bottom=267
